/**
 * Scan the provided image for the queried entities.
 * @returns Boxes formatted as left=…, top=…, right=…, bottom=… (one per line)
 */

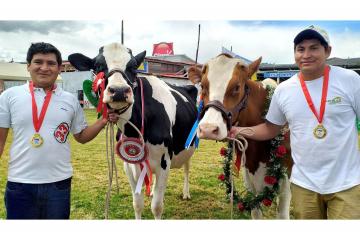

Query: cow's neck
left=237, top=80, right=267, bottom=127
left=124, top=78, right=144, bottom=138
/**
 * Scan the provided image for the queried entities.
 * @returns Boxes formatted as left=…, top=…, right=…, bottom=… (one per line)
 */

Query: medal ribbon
left=29, top=81, right=53, bottom=133
left=299, top=65, right=330, bottom=124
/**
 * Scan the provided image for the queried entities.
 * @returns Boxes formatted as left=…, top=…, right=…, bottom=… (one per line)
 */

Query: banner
left=152, top=42, right=174, bottom=56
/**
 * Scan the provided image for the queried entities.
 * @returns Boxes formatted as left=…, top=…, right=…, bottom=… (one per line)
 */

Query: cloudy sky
left=1, top=0, right=360, bottom=65
left=1, top=20, right=360, bottom=65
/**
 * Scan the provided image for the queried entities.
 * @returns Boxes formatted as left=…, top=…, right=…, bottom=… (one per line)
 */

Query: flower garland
left=218, top=84, right=288, bottom=217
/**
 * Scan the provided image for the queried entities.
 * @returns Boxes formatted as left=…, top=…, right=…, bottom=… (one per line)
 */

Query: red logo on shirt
left=54, top=122, right=70, bottom=143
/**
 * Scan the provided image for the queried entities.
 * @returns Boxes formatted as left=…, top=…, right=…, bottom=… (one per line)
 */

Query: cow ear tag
left=116, top=137, right=148, bottom=164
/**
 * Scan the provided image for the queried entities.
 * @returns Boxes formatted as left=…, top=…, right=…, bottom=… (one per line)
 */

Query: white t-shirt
left=0, top=82, right=87, bottom=183
left=266, top=66, right=360, bottom=194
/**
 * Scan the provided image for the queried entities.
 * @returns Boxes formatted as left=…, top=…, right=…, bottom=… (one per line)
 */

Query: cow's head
left=188, top=54, right=261, bottom=140
left=68, top=43, right=146, bottom=111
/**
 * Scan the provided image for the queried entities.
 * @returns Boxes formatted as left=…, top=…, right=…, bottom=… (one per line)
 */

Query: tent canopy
left=0, top=62, right=62, bottom=81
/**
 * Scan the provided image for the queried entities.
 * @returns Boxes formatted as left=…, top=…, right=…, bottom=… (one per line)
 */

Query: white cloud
left=0, top=20, right=359, bottom=65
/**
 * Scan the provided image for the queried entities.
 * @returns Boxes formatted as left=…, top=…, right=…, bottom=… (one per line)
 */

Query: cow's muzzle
left=200, top=100, right=232, bottom=131
left=109, top=86, right=132, bottom=102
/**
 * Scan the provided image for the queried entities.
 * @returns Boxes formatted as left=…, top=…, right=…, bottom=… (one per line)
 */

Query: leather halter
left=200, top=84, right=250, bottom=131
left=104, top=68, right=138, bottom=114
left=105, top=68, right=138, bottom=89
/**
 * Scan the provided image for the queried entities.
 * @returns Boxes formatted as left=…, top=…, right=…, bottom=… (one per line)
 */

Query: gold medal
left=31, top=133, right=44, bottom=147
left=313, top=124, right=327, bottom=139
left=299, top=66, right=330, bottom=140
left=29, top=81, right=53, bottom=148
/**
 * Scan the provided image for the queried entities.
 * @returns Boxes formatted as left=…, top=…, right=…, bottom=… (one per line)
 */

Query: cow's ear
left=68, top=53, right=95, bottom=71
left=248, top=57, right=262, bottom=78
left=187, top=66, right=202, bottom=84
left=134, top=51, right=146, bottom=68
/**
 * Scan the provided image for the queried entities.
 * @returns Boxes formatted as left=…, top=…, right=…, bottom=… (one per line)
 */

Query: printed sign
left=152, top=42, right=174, bottom=56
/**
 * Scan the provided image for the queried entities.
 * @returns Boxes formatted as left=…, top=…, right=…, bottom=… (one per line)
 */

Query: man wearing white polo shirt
left=0, top=42, right=116, bottom=219
left=229, top=26, right=360, bottom=219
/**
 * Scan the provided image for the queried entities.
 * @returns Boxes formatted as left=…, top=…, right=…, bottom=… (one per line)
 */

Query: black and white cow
left=68, top=43, right=197, bottom=219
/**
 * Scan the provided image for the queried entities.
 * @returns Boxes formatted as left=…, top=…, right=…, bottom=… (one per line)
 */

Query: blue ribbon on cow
left=185, top=99, right=203, bottom=149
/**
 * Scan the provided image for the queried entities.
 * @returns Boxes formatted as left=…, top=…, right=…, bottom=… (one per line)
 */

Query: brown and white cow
left=69, top=43, right=198, bottom=219
left=188, top=54, right=292, bottom=219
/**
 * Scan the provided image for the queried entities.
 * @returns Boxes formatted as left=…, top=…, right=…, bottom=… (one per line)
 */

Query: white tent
left=0, top=62, right=62, bottom=81
left=0, top=62, right=62, bottom=94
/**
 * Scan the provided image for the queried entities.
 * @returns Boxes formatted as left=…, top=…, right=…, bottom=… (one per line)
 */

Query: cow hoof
left=182, top=194, right=191, bottom=200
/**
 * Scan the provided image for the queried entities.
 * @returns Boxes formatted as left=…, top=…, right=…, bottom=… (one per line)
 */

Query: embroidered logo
left=327, top=96, right=342, bottom=105
left=54, top=122, right=70, bottom=143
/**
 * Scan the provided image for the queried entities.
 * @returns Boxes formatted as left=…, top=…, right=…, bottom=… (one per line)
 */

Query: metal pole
left=121, top=20, right=124, bottom=45
left=195, top=24, right=201, bottom=65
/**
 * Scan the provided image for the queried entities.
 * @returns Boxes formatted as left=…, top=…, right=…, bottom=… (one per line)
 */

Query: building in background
left=0, top=62, right=62, bottom=94
left=258, top=57, right=360, bottom=83
left=220, top=47, right=360, bottom=83
left=4, top=44, right=359, bottom=109
left=59, top=49, right=198, bottom=108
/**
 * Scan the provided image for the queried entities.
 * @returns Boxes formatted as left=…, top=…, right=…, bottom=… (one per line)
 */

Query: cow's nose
left=198, top=123, right=219, bottom=139
left=109, top=86, right=131, bottom=102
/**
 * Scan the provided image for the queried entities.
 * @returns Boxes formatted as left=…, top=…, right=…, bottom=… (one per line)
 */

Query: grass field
left=0, top=109, right=288, bottom=219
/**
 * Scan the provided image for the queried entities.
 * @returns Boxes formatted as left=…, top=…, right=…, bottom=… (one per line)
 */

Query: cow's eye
left=233, top=84, right=241, bottom=93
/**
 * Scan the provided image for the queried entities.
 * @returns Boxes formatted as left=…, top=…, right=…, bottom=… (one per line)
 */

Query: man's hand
left=228, top=126, right=255, bottom=138
left=228, top=127, right=240, bottom=138
left=228, top=122, right=282, bottom=141
left=99, top=110, right=120, bottom=126
left=107, top=112, right=120, bottom=123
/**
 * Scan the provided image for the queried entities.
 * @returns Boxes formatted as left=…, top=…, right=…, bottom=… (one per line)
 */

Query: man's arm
left=229, top=120, right=282, bottom=141
left=0, top=128, right=9, bottom=158
left=73, top=112, right=119, bottom=144
left=73, top=118, right=107, bottom=144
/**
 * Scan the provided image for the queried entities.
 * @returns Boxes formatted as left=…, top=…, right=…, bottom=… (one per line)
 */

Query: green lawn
left=0, top=109, right=287, bottom=219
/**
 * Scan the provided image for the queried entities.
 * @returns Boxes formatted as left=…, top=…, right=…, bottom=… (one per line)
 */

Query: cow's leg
left=243, top=167, right=263, bottom=219
left=150, top=177, right=156, bottom=197
left=124, top=163, right=144, bottom=219
left=182, top=159, right=191, bottom=200
left=151, top=156, right=170, bottom=219
left=277, top=175, right=291, bottom=219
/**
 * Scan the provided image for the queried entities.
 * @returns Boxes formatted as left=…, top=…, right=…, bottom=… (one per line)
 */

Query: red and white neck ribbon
left=135, top=160, right=152, bottom=195
left=92, top=72, right=108, bottom=119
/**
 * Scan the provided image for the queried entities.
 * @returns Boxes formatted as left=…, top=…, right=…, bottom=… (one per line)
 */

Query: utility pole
left=121, top=20, right=124, bottom=45
left=195, top=24, right=201, bottom=65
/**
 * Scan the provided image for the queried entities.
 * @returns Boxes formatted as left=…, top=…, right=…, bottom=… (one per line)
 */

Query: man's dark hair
left=294, top=37, right=329, bottom=51
left=26, top=42, right=62, bottom=65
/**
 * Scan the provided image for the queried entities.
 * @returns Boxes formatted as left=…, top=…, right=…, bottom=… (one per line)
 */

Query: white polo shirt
left=266, top=66, right=360, bottom=194
left=0, top=82, right=87, bottom=183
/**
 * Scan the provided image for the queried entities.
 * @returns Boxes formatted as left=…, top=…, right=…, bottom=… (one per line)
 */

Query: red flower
left=237, top=202, right=245, bottom=212
left=275, top=145, right=287, bottom=157
left=219, top=147, right=227, bottom=156
left=264, top=176, right=277, bottom=185
left=284, top=132, right=290, bottom=140
left=218, top=173, right=225, bottom=181
left=262, top=198, right=272, bottom=207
